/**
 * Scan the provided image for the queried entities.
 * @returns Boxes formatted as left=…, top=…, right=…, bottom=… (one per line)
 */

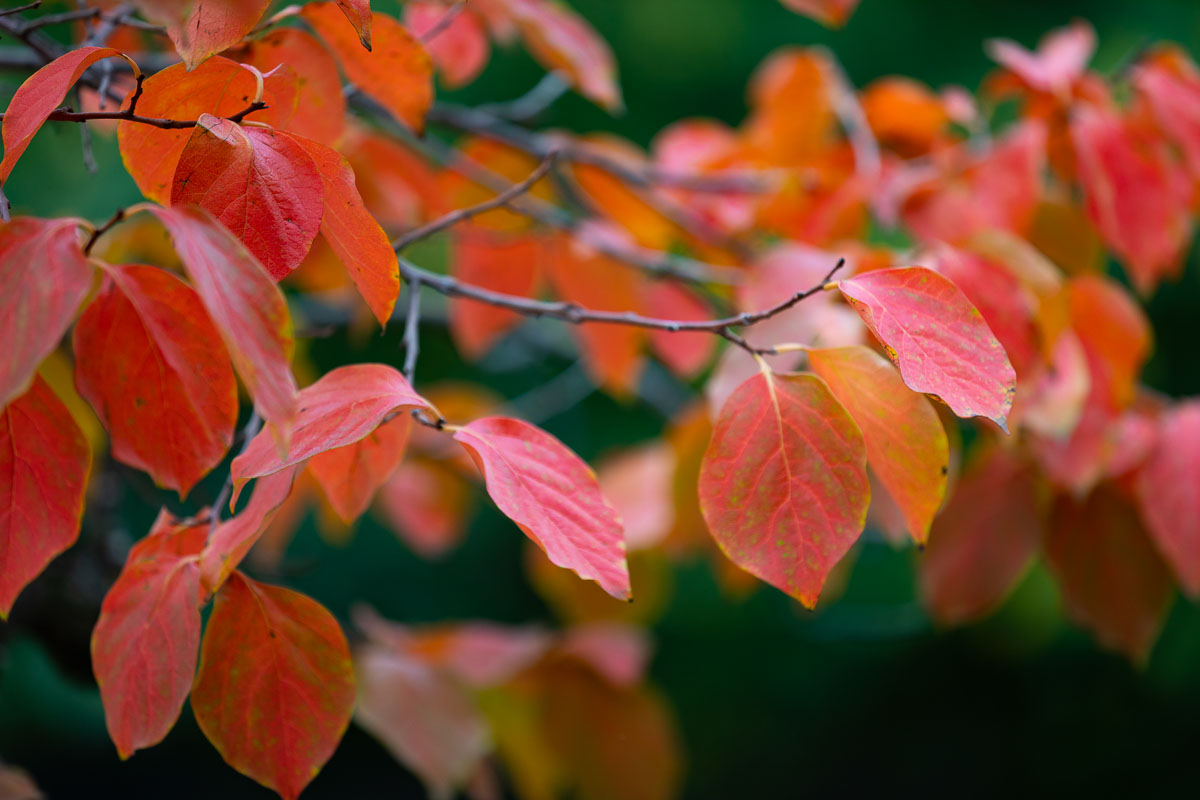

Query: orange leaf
left=838, top=266, right=1017, bottom=430
left=192, top=572, right=354, bottom=800
left=453, top=416, right=630, bottom=599
left=147, top=205, right=298, bottom=437
left=309, top=415, right=412, bottom=523
left=303, top=2, right=434, bottom=133
left=1046, top=488, right=1174, bottom=663
left=449, top=232, right=543, bottom=359
left=0, top=217, right=91, bottom=407
left=231, top=364, right=431, bottom=499
left=232, top=28, right=346, bottom=146
left=91, top=512, right=206, bottom=759
left=0, top=47, right=132, bottom=184
left=73, top=264, right=237, bottom=497
left=1136, top=402, right=1200, bottom=596
left=154, top=0, right=272, bottom=70
left=698, top=369, right=869, bottom=608
left=1067, top=275, right=1151, bottom=410
left=808, top=346, right=948, bottom=544
left=119, top=57, right=299, bottom=204
left=336, top=0, right=374, bottom=50
left=641, top=282, right=715, bottom=379
left=282, top=133, right=400, bottom=324
left=376, top=458, right=473, bottom=559
left=171, top=115, right=323, bottom=281
left=0, top=376, right=90, bottom=618
left=918, top=448, right=1044, bottom=626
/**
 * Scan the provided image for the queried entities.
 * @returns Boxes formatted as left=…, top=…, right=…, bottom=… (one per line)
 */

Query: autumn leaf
left=231, top=364, right=431, bottom=499
left=1136, top=402, right=1200, bottom=596
left=449, top=232, right=543, bottom=359
left=152, top=0, right=273, bottom=70
left=452, top=416, right=631, bottom=600
left=0, top=376, right=91, bottom=618
left=808, top=345, right=948, bottom=544
left=838, top=266, right=1017, bottom=431
left=146, top=205, right=298, bottom=437
left=698, top=369, right=869, bottom=608
left=91, top=512, right=206, bottom=759
left=192, top=572, right=355, bottom=800
left=641, top=282, right=715, bottom=379
left=280, top=133, right=401, bottom=325
left=309, top=415, right=412, bottom=523
left=171, top=115, right=324, bottom=281
left=303, top=2, right=434, bottom=133
left=985, top=20, right=1096, bottom=98
left=199, top=466, right=299, bottom=595
left=1046, top=488, right=1174, bottom=663
left=335, top=0, right=375, bottom=50
left=405, top=0, right=492, bottom=88
left=377, top=458, right=473, bottom=559
left=778, top=0, right=860, bottom=27
left=918, top=447, right=1044, bottom=626
left=73, top=264, right=237, bottom=497
left=0, top=47, right=135, bottom=185
left=0, top=217, right=91, bottom=408
left=119, top=57, right=299, bottom=204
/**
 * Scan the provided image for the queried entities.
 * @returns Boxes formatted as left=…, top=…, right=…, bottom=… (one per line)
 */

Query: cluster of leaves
left=0, top=0, right=1198, bottom=797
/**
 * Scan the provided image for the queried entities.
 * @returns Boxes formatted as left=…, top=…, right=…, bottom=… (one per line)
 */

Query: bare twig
left=0, top=98, right=267, bottom=129
left=396, top=256, right=845, bottom=356
left=419, top=1, right=466, bottom=45
left=14, top=6, right=99, bottom=32
left=0, top=2, right=41, bottom=20
left=83, top=207, right=126, bottom=255
left=817, top=48, right=881, bottom=181
left=392, top=152, right=558, bottom=251
left=402, top=281, right=422, bottom=385
left=477, top=72, right=570, bottom=123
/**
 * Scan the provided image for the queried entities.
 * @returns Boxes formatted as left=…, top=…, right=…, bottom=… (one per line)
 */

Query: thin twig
left=402, top=281, right=422, bottom=385
left=477, top=72, right=570, bottom=123
left=392, top=152, right=558, bottom=251
left=419, top=1, right=466, bottom=44
left=0, top=97, right=267, bottom=129
left=0, top=2, right=41, bottom=20
left=83, top=207, right=125, bottom=255
left=397, top=256, right=845, bottom=355
left=14, top=6, right=99, bottom=32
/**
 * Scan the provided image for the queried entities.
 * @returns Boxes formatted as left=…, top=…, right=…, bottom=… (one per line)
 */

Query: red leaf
left=0, top=376, right=90, bottom=618
left=146, top=205, right=298, bottom=437
left=449, top=232, right=542, bottom=359
left=918, top=448, right=1044, bottom=626
left=405, top=0, right=491, bottom=88
left=452, top=416, right=630, bottom=599
left=778, top=0, right=860, bottom=27
left=192, top=572, right=355, bottom=800
left=1071, top=107, right=1193, bottom=294
left=231, top=29, right=346, bottom=146
left=119, top=57, right=299, bottom=204
left=231, top=364, right=431, bottom=499
left=171, top=115, right=323, bottom=281
left=0, top=217, right=91, bottom=407
left=641, top=282, right=715, bottom=379
left=309, top=415, right=412, bottom=523
left=1136, top=402, right=1200, bottom=596
left=377, top=458, right=473, bottom=559
left=91, top=512, right=206, bottom=759
left=199, top=467, right=298, bottom=595
left=336, top=0, right=375, bottom=50
left=808, top=346, right=948, bottom=544
left=281, top=133, right=400, bottom=325
left=698, top=369, right=869, bottom=608
left=838, top=266, right=1016, bottom=430
left=1046, top=489, right=1174, bottom=663
left=1134, top=47, right=1200, bottom=180
left=303, top=2, right=434, bottom=133
left=73, top=264, right=237, bottom=497
left=155, top=0, right=272, bottom=70
left=0, top=47, right=131, bottom=185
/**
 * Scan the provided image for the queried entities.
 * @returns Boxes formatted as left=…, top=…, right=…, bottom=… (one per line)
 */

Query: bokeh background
left=4, top=0, right=1200, bottom=796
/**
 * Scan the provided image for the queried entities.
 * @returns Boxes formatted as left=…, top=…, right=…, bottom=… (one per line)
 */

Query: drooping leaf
left=231, top=364, right=431, bottom=498
left=1136, top=402, right=1200, bottom=596
left=199, top=466, right=299, bottom=595
left=404, top=0, right=491, bottom=88
left=1045, top=488, right=1174, bottom=663
left=303, top=2, right=434, bottom=132
left=146, top=205, right=298, bottom=437
left=918, top=448, right=1044, bottom=626
left=231, top=28, right=347, bottom=146
left=808, top=345, right=948, bottom=544
left=449, top=232, right=542, bottom=359
left=119, top=57, right=299, bottom=204
left=171, top=115, right=323, bottom=281
left=0, top=376, right=90, bottom=618
left=838, top=266, right=1017, bottom=430
left=778, top=0, right=860, bottom=27
left=153, top=0, right=273, bottom=70
left=280, top=133, right=400, bottom=324
left=452, top=416, right=630, bottom=599
left=698, top=369, right=869, bottom=608
left=336, top=0, right=375, bottom=50
left=0, top=217, right=91, bottom=408
left=309, top=414, right=412, bottom=523
left=91, top=512, right=206, bottom=759
left=73, top=264, right=237, bottom=497
left=0, top=47, right=133, bottom=185
left=191, top=572, right=355, bottom=800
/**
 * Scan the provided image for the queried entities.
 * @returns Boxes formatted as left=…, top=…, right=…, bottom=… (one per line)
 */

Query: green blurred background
left=4, top=0, right=1200, bottom=796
